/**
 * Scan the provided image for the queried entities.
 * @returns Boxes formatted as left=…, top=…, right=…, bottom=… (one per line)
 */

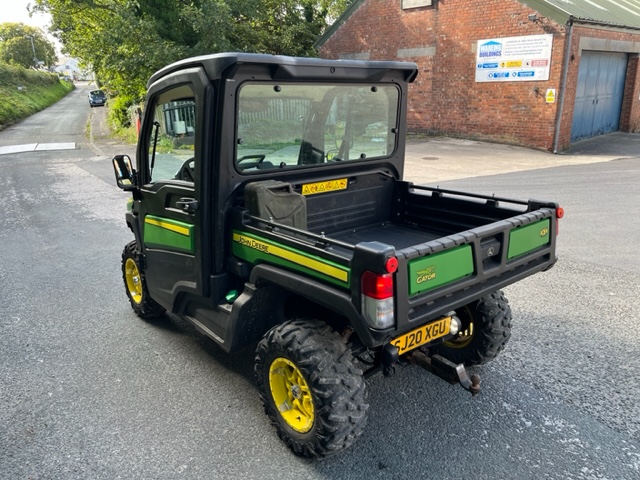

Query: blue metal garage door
left=571, top=51, right=627, bottom=142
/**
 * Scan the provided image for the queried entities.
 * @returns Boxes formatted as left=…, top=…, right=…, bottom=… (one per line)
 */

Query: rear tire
left=121, top=241, right=165, bottom=319
left=255, top=319, right=368, bottom=458
left=430, top=290, right=512, bottom=366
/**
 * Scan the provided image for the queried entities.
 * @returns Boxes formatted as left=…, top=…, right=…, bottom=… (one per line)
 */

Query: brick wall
left=320, top=0, right=640, bottom=151
left=621, top=55, right=640, bottom=132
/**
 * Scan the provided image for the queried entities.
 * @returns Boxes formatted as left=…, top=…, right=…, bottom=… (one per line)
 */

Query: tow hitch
left=408, top=350, right=481, bottom=396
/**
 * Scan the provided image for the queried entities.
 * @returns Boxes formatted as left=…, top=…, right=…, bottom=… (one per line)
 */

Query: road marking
left=0, top=144, right=38, bottom=155
left=0, top=143, right=76, bottom=156
left=35, top=143, right=76, bottom=151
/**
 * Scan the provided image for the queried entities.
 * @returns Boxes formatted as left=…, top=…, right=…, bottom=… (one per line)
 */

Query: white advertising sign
left=475, top=34, right=553, bottom=83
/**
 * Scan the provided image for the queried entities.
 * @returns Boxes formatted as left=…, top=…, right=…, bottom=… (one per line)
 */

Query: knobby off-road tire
left=431, top=290, right=512, bottom=366
left=121, top=241, right=165, bottom=319
left=255, top=319, right=368, bottom=458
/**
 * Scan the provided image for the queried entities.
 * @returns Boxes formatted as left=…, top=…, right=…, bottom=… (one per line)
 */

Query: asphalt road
left=1, top=84, right=639, bottom=479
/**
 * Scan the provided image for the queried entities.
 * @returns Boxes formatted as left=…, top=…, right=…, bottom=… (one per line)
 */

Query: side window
left=147, top=85, right=196, bottom=183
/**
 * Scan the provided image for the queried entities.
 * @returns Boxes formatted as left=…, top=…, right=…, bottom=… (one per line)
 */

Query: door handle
left=176, top=197, right=198, bottom=213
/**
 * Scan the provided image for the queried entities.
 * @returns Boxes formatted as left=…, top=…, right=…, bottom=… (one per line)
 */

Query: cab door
left=135, top=68, right=210, bottom=310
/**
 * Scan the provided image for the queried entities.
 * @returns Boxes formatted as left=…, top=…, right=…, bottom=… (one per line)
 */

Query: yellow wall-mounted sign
left=545, top=89, right=556, bottom=103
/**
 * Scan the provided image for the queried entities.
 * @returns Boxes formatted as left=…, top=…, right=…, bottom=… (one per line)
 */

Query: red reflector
left=361, top=271, right=393, bottom=299
left=385, top=257, right=398, bottom=273
left=556, top=207, right=564, bottom=219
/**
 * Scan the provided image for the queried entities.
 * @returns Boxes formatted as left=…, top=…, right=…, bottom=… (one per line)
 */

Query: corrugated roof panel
left=542, top=0, right=640, bottom=28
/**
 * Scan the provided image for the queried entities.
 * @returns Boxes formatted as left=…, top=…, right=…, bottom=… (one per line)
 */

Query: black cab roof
left=147, top=52, right=418, bottom=88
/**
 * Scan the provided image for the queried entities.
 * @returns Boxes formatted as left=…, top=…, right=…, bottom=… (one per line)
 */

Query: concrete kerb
left=403, top=132, right=640, bottom=184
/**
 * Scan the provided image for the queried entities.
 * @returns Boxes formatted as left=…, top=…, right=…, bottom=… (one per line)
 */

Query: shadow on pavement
left=564, top=131, right=640, bottom=158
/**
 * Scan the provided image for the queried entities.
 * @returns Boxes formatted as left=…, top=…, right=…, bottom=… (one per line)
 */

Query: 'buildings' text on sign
left=475, top=34, right=553, bottom=83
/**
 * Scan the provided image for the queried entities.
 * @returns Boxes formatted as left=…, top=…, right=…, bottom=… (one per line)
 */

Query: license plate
left=391, top=317, right=451, bottom=355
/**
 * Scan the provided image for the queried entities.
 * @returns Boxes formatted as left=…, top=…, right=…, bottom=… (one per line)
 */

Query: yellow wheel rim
left=124, top=258, right=143, bottom=304
left=269, top=357, right=315, bottom=433
left=443, top=321, right=474, bottom=349
left=443, top=306, right=474, bottom=349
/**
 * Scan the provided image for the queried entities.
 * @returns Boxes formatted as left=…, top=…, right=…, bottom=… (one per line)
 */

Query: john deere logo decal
left=232, top=231, right=349, bottom=284
left=416, top=266, right=437, bottom=284
left=539, top=227, right=549, bottom=237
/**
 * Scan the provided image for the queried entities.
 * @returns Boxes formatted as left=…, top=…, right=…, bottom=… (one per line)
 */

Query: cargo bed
left=331, top=223, right=442, bottom=250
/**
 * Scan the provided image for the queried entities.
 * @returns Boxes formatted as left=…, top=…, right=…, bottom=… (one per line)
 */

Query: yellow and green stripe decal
left=232, top=231, right=349, bottom=287
left=144, top=215, right=194, bottom=253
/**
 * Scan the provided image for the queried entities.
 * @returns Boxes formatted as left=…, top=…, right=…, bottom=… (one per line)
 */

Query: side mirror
left=112, top=154, right=136, bottom=191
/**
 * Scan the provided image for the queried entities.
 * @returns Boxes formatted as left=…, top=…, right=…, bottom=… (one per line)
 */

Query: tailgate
left=394, top=207, right=558, bottom=333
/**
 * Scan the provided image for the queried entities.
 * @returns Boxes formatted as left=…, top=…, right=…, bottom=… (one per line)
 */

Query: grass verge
left=0, top=63, right=75, bottom=130
left=110, top=122, right=138, bottom=145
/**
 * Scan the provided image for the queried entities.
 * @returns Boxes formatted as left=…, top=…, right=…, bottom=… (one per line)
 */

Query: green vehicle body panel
left=508, top=219, right=551, bottom=259
left=143, top=215, right=195, bottom=253
left=407, top=245, right=475, bottom=296
left=232, top=230, right=350, bottom=288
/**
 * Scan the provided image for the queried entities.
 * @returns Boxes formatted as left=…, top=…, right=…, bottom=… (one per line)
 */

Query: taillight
left=556, top=206, right=564, bottom=235
left=361, top=271, right=395, bottom=329
left=361, top=271, right=393, bottom=298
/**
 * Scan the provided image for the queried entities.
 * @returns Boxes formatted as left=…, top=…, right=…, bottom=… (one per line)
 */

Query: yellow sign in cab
left=391, top=316, right=451, bottom=355
left=301, top=178, right=348, bottom=196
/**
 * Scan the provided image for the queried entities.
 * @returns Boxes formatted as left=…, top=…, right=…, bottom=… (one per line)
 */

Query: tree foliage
left=32, top=0, right=351, bottom=109
left=0, top=23, right=57, bottom=69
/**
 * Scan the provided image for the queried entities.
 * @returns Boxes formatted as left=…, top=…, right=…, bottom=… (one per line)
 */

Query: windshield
left=236, top=83, right=399, bottom=172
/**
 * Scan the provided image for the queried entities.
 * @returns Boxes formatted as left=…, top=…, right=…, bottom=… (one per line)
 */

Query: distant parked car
left=88, top=90, right=107, bottom=107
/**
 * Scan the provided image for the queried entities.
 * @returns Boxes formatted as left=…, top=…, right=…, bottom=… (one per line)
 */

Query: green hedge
left=0, top=63, right=75, bottom=129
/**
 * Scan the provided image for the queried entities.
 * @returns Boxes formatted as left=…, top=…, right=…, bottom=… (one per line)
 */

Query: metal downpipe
left=553, top=17, right=574, bottom=154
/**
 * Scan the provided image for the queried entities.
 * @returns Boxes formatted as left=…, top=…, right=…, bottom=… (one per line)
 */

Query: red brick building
left=316, top=0, right=640, bottom=151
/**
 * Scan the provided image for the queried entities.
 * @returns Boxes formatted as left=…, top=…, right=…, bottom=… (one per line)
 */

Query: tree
left=0, top=23, right=57, bottom=68
left=31, top=0, right=352, bottom=126
left=247, top=0, right=350, bottom=56
left=32, top=0, right=197, bottom=101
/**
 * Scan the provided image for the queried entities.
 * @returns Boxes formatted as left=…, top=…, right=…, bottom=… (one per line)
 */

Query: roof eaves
left=525, top=0, right=640, bottom=30
left=315, top=0, right=367, bottom=49
left=518, top=0, right=572, bottom=25
left=569, top=16, right=640, bottom=32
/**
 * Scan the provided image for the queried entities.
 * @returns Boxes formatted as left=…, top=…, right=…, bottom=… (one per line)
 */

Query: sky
left=1, top=0, right=63, bottom=54
left=2, top=1, right=52, bottom=31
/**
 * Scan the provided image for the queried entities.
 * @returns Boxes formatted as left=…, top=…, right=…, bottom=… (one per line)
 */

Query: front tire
left=255, top=319, right=368, bottom=458
left=121, top=241, right=165, bottom=319
left=430, top=290, right=512, bottom=366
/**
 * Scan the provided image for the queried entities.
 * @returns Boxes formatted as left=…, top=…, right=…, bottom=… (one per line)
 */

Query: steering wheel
left=176, top=157, right=195, bottom=182
left=325, top=149, right=341, bottom=162
left=237, top=154, right=266, bottom=170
